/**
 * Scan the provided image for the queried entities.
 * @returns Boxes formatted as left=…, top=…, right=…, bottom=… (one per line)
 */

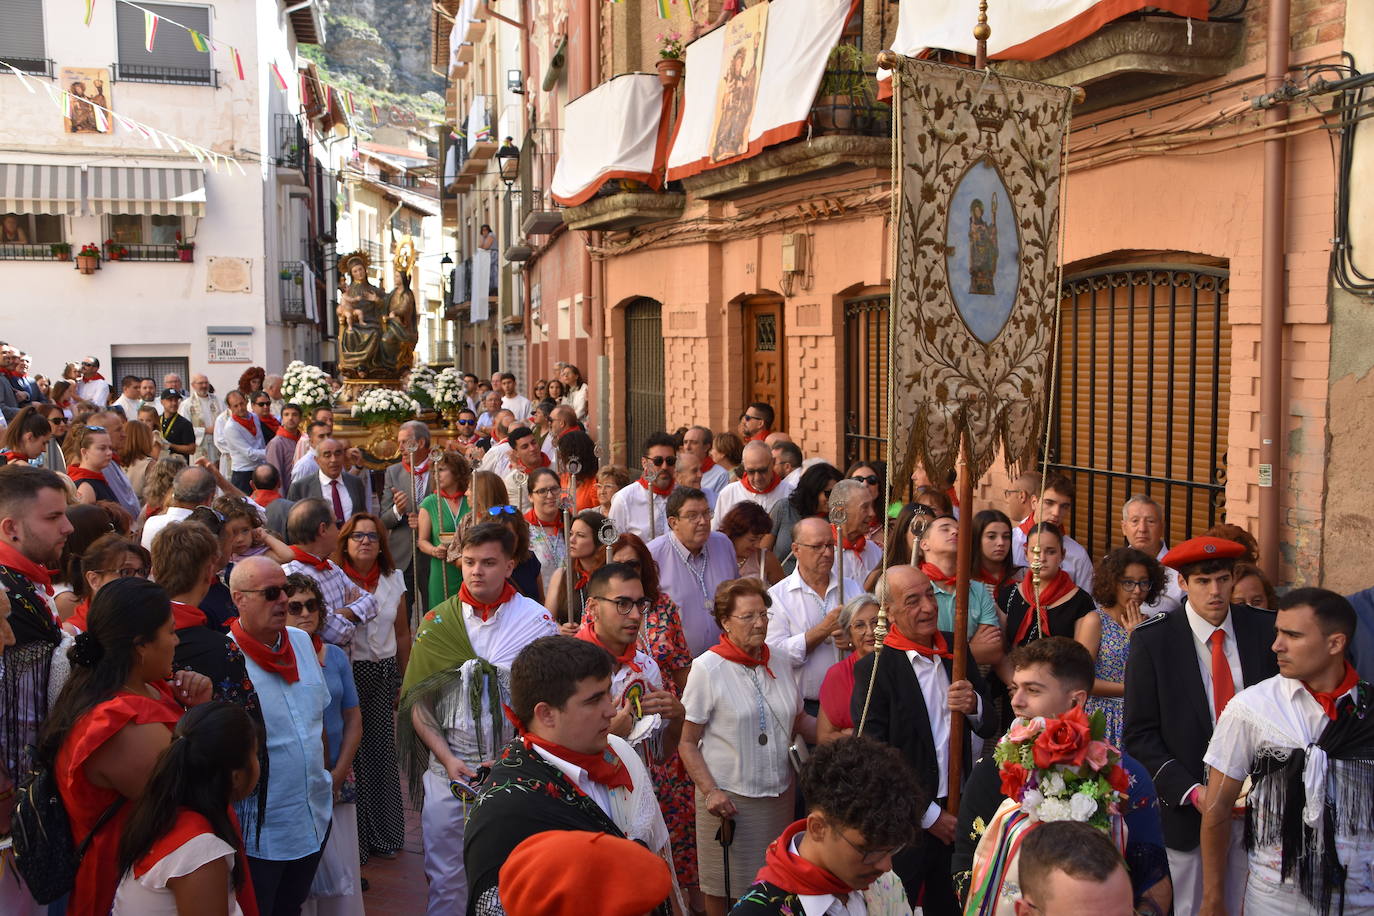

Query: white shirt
left=789, top=832, right=869, bottom=916
left=837, top=537, right=883, bottom=585
left=541, top=432, right=557, bottom=464
left=219, top=414, right=266, bottom=471
left=713, top=478, right=794, bottom=530
left=76, top=376, right=110, bottom=406
left=700, top=462, right=730, bottom=496
left=141, top=506, right=194, bottom=550
left=501, top=394, right=531, bottom=420
left=1142, top=543, right=1185, bottom=616
left=113, top=394, right=143, bottom=418
left=1012, top=526, right=1094, bottom=593
left=480, top=441, right=512, bottom=476
left=318, top=470, right=353, bottom=520
left=531, top=733, right=669, bottom=856
left=767, top=570, right=863, bottom=700
left=291, top=448, right=318, bottom=484
left=179, top=392, right=221, bottom=434
left=906, top=648, right=983, bottom=827
left=351, top=568, right=404, bottom=662
left=783, top=467, right=803, bottom=489
left=112, top=832, right=241, bottom=916
left=610, top=480, right=672, bottom=542
left=1184, top=601, right=1244, bottom=725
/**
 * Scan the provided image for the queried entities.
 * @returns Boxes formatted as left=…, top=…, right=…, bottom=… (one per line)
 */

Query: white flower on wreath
left=1020, top=788, right=1044, bottom=820
left=1069, top=791, right=1099, bottom=823
left=1036, top=797, right=1072, bottom=823
left=1040, top=771, right=1065, bottom=797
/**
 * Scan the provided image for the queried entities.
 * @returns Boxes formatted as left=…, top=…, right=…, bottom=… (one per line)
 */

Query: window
left=104, top=214, right=187, bottom=260
left=0, top=0, right=48, bottom=75
left=0, top=212, right=64, bottom=260
left=111, top=357, right=190, bottom=390
left=115, top=2, right=215, bottom=85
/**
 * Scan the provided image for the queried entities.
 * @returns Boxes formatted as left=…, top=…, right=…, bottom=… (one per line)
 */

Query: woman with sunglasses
left=544, top=509, right=607, bottom=627
left=531, top=378, right=549, bottom=401
left=524, top=467, right=567, bottom=593
left=333, top=513, right=410, bottom=864
left=1082, top=547, right=1165, bottom=748
left=418, top=451, right=472, bottom=608
left=68, top=424, right=119, bottom=506
left=282, top=573, right=365, bottom=911
left=483, top=502, right=543, bottom=602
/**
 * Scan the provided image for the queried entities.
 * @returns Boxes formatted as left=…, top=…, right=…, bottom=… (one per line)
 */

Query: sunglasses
left=648, top=455, right=677, bottom=467
left=457, top=419, right=475, bottom=426
left=85, top=425, right=107, bottom=433
left=286, top=599, right=321, bottom=613
left=240, top=584, right=287, bottom=600
left=851, top=474, right=880, bottom=486
left=488, top=505, right=518, bottom=516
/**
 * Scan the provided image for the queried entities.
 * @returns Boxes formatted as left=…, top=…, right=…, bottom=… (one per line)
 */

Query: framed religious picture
left=708, top=1, right=768, bottom=163
left=61, top=67, right=112, bottom=133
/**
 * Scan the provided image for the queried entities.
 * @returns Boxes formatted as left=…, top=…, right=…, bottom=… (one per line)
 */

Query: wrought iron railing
left=278, top=261, right=307, bottom=322
left=3, top=58, right=54, bottom=77
left=0, top=243, right=67, bottom=261
left=111, top=63, right=217, bottom=86
left=275, top=113, right=306, bottom=173
left=103, top=243, right=190, bottom=262
left=431, top=339, right=454, bottom=364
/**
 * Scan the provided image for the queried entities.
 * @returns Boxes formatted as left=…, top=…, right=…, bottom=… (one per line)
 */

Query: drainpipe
left=589, top=0, right=607, bottom=447
left=1257, top=0, right=1289, bottom=582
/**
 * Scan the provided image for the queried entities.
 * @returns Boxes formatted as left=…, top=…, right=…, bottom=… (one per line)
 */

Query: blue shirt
left=1348, top=587, right=1374, bottom=681
left=232, top=625, right=332, bottom=861
left=321, top=643, right=358, bottom=767
left=933, top=580, right=1001, bottom=635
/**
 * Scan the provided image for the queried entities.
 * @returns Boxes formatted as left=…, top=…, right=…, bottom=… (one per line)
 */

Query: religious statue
left=336, top=240, right=420, bottom=378
left=968, top=194, right=998, bottom=295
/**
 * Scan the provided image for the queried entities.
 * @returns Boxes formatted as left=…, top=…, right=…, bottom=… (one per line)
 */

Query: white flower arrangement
left=406, top=364, right=438, bottom=410
left=351, top=386, right=421, bottom=425
left=281, top=360, right=334, bottom=413
left=433, top=367, right=467, bottom=412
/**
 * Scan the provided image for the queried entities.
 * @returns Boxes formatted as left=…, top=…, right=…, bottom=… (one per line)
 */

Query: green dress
left=420, top=492, right=468, bottom=608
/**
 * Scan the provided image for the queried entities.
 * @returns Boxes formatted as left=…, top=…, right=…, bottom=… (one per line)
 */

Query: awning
left=88, top=166, right=206, bottom=216
left=666, top=0, right=858, bottom=182
left=0, top=163, right=82, bottom=215
left=551, top=74, right=670, bottom=206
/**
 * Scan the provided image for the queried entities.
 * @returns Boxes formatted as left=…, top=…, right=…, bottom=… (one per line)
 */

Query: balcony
left=561, top=187, right=687, bottom=232
left=504, top=239, right=533, bottom=262
left=274, top=113, right=307, bottom=179
left=103, top=243, right=192, bottom=263
left=994, top=1, right=1246, bottom=114
left=278, top=262, right=308, bottom=323
left=465, top=17, right=486, bottom=44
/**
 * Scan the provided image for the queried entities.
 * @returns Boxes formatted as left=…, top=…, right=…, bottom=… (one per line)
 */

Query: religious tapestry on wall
left=61, top=67, right=112, bottom=133
left=888, top=57, right=1074, bottom=486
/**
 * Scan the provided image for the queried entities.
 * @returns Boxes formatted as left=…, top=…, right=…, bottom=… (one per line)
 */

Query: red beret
left=1160, top=536, right=1247, bottom=571
left=499, top=830, right=672, bottom=916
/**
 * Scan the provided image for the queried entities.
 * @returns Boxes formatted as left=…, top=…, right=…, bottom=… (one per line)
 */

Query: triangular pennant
left=232, top=47, right=246, bottom=80
left=144, top=10, right=159, bottom=51
left=189, top=29, right=209, bottom=52
left=270, top=62, right=288, bottom=90
left=84, top=0, right=95, bottom=25
left=7, top=65, right=36, bottom=94
left=91, top=105, right=108, bottom=132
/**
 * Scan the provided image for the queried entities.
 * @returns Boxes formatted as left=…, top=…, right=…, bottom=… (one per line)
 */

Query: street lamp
left=496, top=137, right=520, bottom=189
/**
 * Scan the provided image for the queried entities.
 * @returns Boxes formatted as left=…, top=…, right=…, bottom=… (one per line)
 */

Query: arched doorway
left=624, top=298, right=665, bottom=456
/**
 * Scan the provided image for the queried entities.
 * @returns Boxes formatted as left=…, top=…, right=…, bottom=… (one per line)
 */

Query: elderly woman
left=679, top=578, right=808, bottom=916
left=816, top=593, right=881, bottom=743
left=718, top=500, right=784, bottom=585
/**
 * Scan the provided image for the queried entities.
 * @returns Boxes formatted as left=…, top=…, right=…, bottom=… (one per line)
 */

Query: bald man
left=713, top=439, right=794, bottom=529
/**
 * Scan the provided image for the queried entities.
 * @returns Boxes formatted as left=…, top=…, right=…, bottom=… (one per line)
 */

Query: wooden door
left=743, top=297, right=785, bottom=430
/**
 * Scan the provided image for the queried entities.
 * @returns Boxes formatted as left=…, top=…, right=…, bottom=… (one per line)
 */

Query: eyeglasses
left=796, top=541, right=836, bottom=553
left=850, top=619, right=878, bottom=632
left=730, top=611, right=772, bottom=625
left=531, top=485, right=562, bottom=497
left=590, top=595, right=652, bottom=615
left=1119, top=578, right=1151, bottom=591
left=240, top=584, right=287, bottom=600
left=743, top=466, right=772, bottom=476
left=286, top=599, right=322, bottom=613
left=851, top=474, right=880, bottom=486
left=673, top=510, right=712, bottom=524
left=488, top=505, right=517, bottom=516
left=94, top=566, right=148, bottom=579
left=348, top=531, right=380, bottom=542
left=647, top=455, right=677, bottom=467
left=1003, top=488, right=1027, bottom=499
left=837, top=830, right=904, bottom=867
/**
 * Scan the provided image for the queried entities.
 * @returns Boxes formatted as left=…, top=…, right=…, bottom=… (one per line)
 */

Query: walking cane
left=717, top=816, right=735, bottom=901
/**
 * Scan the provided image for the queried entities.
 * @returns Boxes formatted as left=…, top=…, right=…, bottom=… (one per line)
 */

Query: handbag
left=787, top=739, right=811, bottom=775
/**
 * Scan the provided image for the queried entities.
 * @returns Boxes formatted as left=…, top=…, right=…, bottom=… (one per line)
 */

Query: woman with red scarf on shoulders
left=678, top=578, right=808, bottom=916
left=997, top=522, right=1097, bottom=662
left=68, top=425, right=119, bottom=505
left=38, top=577, right=213, bottom=916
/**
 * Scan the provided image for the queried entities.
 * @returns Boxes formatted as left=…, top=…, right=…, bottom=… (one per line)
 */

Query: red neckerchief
left=974, top=564, right=1015, bottom=589
left=230, top=414, right=257, bottom=435
left=747, top=431, right=769, bottom=442
left=290, top=546, right=331, bottom=571
left=557, top=427, right=577, bottom=440
left=757, top=820, right=853, bottom=897
left=576, top=626, right=643, bottom=673
left=708, top=634, right=775, bottom=677
left=832, top=525, right=867, bottom=558
left=1014, top=570, right=1077, bottom=643
left=0, top=368, right=19, bottom=379
left=259, top=415, right=281, bottom=435
left=0, top=539, right=55, bottom=596
left=230, top=619, right=299, bottom=683
left=637, top=477, right=674, bottom=498
left=700, top=455, right=716, bottom=473
left=742, top=471, right=782, bottom=495
left=0, top=450, right=21, bottom=464
left=947, top=485, right=960, bottom=509
left=310, top=631, right=324, bottom=655
left=1307, top=662, right=1361, bottom=720
left=919, top=561, right=958, bottom=590
left=492, top=436, right=508, bottom=446
left=439, top=489, right=466, bottom=502
left=884, top=626, right=953, bottom=658
left=85, top=372, right=106, bottom=381
left=514, top=453, right=551, bottom=474
left=68, top=598, right=92, bottom=631
left=251, top=489, right=281, bottom=507
left=134, top=807, right=260, bottom=915
left=1017, top=514, right=1035, bottom=536
left=573, top=561, right=591, bottom=592
left=403, top=454, right=431, bottom=475
left=66, top=465, right=106, bottom=483
left=510, top=717, right=635, bottom=792
left=343, top=560, right=380, bottom=592
left=275, top=427, right=302, bottom=442
left=459, top=580, right=517, bottom=621
left=524, top=508, right=563, bottom=534
left=170, top=601, right=208, bottom=629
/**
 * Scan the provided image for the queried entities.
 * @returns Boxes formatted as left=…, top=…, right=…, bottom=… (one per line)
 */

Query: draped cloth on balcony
left=550, top=74, right=670, bottom=207
left=886, top=56, right=1073, bottom=487
left=665, top=0, right=860, bottom=181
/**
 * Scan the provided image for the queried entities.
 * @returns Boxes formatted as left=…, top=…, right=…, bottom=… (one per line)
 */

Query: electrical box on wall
left=782, top=233, right=806, bottom=273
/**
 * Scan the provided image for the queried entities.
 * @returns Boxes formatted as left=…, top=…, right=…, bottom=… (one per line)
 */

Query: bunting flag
left=188, top=29, right=209, bottom=52
left=370, top=101, right=381, bottom=122
left=144, top=10, right=159, bottom=51
left=270, top=62, right=288, bottom=90
left=6, top=64, right=36, bottom=93
left=84, top=0, right=95, bottom=25
left=345, top=91, right=356, bottom=115
left=92, top=104, right=108, bottom=132
left=61, top=91, right=72, bottom=120
left=232, top=47, right=245, bottom=80
left=656, top=0, right=671, bottom=17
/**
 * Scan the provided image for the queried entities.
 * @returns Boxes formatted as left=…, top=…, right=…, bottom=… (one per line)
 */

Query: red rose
left=1031, top=707, right=1092, bottom=769
left=999, top=762, right=1029, bottom=799
left=1107, top=764, right=1130, bottom=797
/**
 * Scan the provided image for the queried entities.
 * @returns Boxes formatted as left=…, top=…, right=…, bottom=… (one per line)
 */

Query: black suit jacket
left=1122, top=603, right=1277, bottom=850
left=287, top=471, right=366, bottom=512
left=850, top=633, right=997, bottom=805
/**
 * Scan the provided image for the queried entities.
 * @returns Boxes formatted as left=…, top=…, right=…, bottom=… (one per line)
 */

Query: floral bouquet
left=433, top=367, right=467, bottom=412
left=351, top=387, right=420, bottom=425
left=281, top=360, right=334, bottom=413
left=406, top=364, right=438, bottom=410
left=993, top=707, right=1128, bottom=829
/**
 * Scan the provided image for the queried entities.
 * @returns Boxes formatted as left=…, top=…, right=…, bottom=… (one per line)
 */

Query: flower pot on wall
left=76, top=254, right=99, bottom=274
left=177, top=249, right=194, bottom=262
left=656, top=58, right=684, bottom=91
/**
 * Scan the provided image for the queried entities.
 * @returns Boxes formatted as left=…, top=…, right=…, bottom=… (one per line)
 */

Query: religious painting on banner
left=708, top=0, right=769, bottom=163
left=887, top=57, right=1074, bottom=487
left=61, top=68, right=112, bottom=133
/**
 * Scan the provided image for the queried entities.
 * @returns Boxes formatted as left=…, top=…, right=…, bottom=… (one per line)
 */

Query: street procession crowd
left=3, top=343, right=1374, bottom=916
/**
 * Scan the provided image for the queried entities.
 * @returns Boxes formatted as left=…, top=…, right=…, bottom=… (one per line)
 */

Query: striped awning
left=0, top=163, right=82, bottom=215
left=88, top=166, right=206, bottom=216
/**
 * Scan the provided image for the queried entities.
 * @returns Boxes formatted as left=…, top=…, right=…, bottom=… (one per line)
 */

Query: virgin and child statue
left=336, top=241, right=419, bottom=378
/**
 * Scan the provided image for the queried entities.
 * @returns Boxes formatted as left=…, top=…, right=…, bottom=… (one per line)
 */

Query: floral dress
left=1084, top=608, right=1130, bottom=748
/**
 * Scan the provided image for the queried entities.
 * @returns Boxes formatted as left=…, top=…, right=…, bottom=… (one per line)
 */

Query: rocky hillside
left=303, top=0, right=444, bottom=122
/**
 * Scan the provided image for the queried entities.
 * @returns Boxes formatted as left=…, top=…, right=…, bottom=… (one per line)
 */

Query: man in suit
left=1123, top=535, right=1278, bottom=916
left=287, top=436, right=365, bottom=526
left=380, top=420, right=436, bottom=613
left=850, top=564, right=996, bottom=914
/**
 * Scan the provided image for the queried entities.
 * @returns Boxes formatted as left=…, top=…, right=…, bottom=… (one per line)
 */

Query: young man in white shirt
left=497, top=372, right=531, bottom=421
left=610, top=432, right=678, bottom=542
left=112, top=375, right=143, bottom=419
left=1011, top=472, right=1094, bottom=593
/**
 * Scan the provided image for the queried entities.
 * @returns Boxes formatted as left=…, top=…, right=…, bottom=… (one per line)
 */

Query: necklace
left=745, top=666, right=769, bottom=746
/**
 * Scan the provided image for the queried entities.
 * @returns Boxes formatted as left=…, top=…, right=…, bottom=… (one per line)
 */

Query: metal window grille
left=110, top=356, right=190, bottom=390
left=624, top=299, right=665, bottom=458
left=0, top=0, right=46, bottom=74
left=843, top=294, right=890, bottom=470
left=114, top=2, right=214, bottom=85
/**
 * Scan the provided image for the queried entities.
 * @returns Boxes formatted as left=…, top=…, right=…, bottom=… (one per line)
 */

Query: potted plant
left=278, top=267, right=295, bottom=280
left=656, top=30, right=685, bottom=90
left=51, top=242, right=72, bottom=262
left=174, top=232, right=195, bottom=262
left=814, top=43, right=871, bottom=132
left=76, top=243, right=101, bottom=274
left=104, top=238, right=130, bottom=261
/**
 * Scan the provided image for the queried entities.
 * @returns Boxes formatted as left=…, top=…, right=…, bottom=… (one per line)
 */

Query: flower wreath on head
left=964, top=707, right=1130, bottom=915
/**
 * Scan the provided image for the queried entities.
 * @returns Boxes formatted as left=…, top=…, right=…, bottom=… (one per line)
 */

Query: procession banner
left=887, top=57, right=1073, bottom=486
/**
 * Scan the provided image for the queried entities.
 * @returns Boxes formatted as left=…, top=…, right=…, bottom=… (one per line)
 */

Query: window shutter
left=0, top=0, right=46, bottom=67
left=116, top=3, right=212, bottom=75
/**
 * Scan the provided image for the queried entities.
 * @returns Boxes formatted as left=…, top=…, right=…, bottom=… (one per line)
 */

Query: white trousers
left=1167, top=820, right=1247, bottom=916
left=421, top=769, right=469, bottom=916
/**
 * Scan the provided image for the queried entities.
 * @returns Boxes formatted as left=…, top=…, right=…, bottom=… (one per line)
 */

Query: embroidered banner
left=888, top=57, right=1073, bottom=486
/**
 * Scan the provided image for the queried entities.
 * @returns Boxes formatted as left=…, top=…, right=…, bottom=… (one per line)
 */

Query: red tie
left=330, top=479, right=345, bottom=525
left=1209, top=629, right=1235, bottom=720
